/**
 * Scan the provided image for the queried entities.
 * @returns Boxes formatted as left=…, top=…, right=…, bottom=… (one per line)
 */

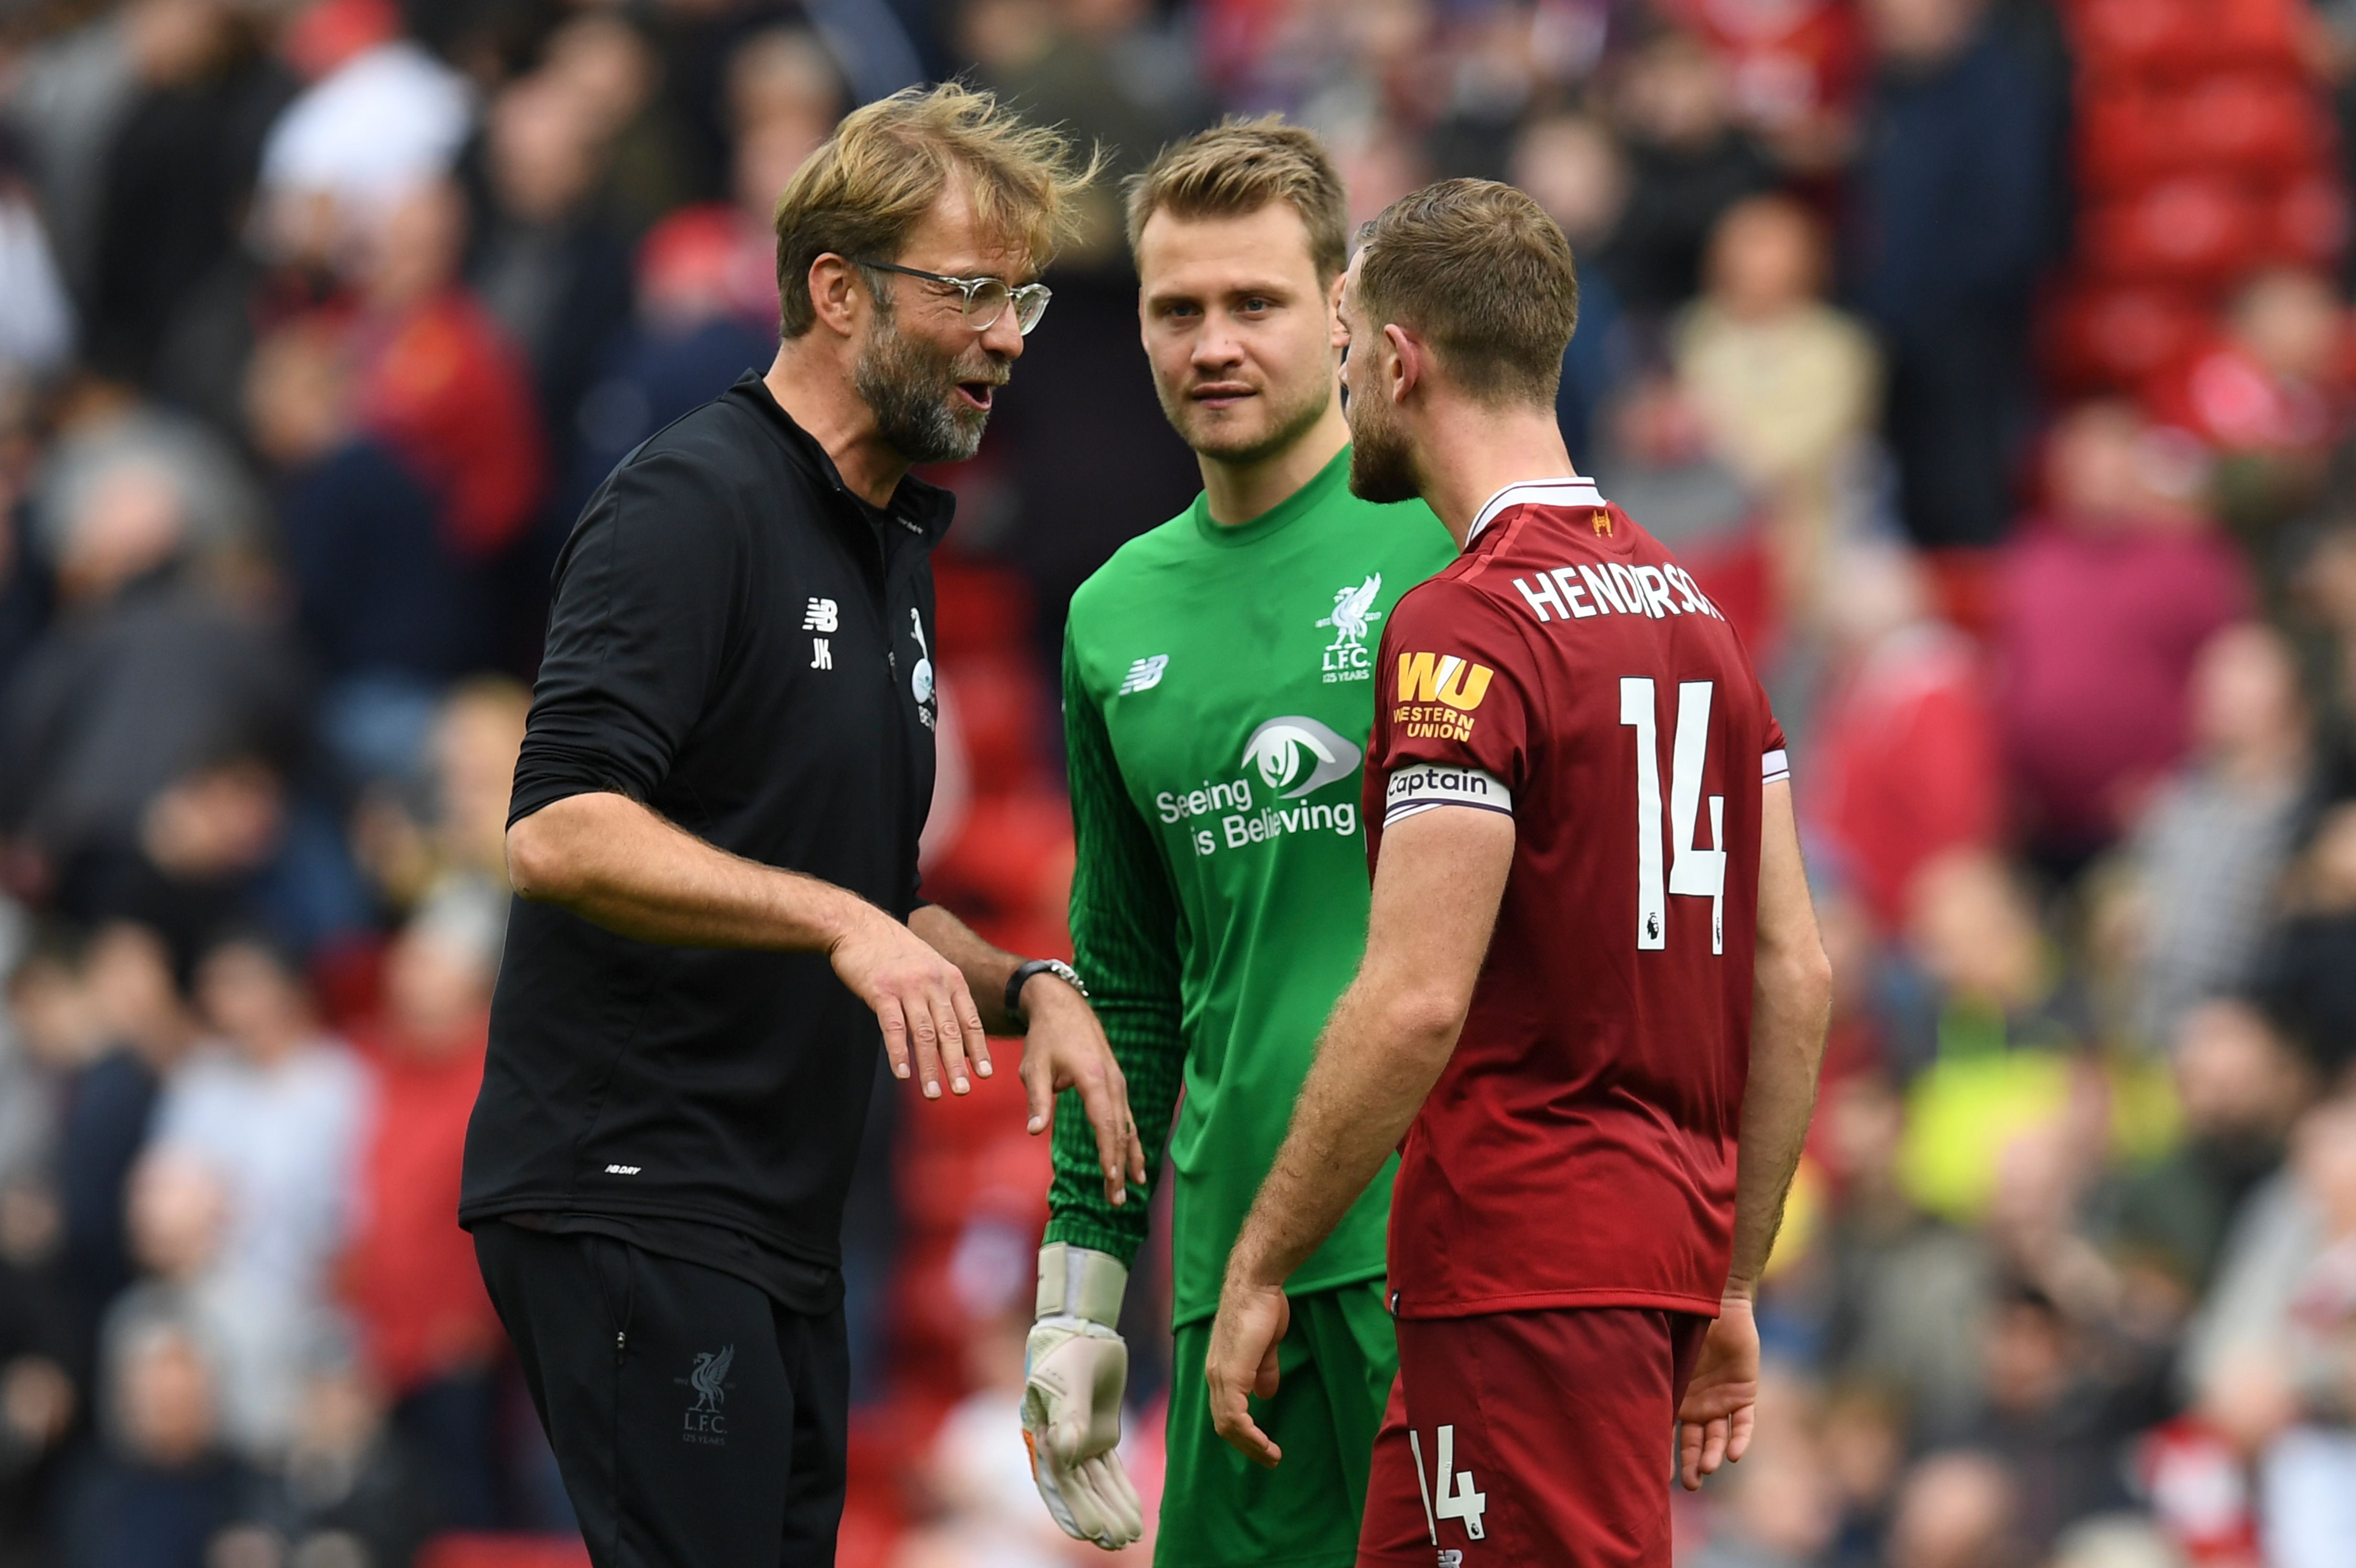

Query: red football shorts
left=1356, top=1307, right=1711, bottom=1568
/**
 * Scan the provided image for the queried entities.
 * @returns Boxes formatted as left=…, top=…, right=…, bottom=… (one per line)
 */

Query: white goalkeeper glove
left=1023, top=1242, right=1145, bottom=1549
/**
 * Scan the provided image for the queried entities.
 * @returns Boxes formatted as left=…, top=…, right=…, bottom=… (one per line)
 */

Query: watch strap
left=1006, top=958, right=1085, bottom=1020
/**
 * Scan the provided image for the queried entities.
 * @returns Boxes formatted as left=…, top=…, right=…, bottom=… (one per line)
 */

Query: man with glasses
left=461, top=84, right=1145, bottom=1568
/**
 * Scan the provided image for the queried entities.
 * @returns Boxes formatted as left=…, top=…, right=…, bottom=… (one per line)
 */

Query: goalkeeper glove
left=1023, top=1241, right=1145, bottom=1549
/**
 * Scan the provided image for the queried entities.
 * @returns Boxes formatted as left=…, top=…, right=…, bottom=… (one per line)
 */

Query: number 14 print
left=1620, top=677, right=1727, bottom=954
left=1410, top=1424, right=1487, bottom=1543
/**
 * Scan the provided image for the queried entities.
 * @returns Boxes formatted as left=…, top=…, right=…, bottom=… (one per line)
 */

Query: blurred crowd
left=0, top=0, right=2352, bottom=1565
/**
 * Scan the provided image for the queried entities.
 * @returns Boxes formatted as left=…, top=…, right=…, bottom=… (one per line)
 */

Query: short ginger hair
left=771, top=81, right=1101, bottom=338
left=1355, top=177, right=1580, bottom=406
left=1124, top=116, right=1350, bottom=284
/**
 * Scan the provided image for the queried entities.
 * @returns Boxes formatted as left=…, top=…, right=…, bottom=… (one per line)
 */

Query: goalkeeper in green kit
left=1019, top=119, right=1454, bottom=1562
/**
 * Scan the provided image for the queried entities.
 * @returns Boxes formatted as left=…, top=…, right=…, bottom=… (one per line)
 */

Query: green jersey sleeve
left=1046, top=626, right=1185, bottom=1265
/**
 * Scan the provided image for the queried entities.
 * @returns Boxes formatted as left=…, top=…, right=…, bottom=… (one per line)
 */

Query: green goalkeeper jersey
left=1047, top=447, right=1454, bottom=1329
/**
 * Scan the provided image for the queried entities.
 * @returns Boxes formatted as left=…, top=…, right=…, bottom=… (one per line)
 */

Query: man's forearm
left=1226, top=977, right=1458, bottom=1288
left=1724, top=944, right=1832, bottom=1296
left=508, top=790, right=872, bottom=950
left=1228, top=807, right=1512, bottom=1291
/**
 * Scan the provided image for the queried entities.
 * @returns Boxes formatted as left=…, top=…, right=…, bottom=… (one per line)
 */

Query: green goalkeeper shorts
left=1158, top=1280, right=1399, bottom=1568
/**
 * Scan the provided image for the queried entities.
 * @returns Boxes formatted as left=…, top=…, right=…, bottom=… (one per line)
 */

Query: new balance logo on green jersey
left=1119, top=655, right=1168, bottom=694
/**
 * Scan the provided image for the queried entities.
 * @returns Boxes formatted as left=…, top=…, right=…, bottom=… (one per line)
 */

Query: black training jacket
left=460, top=371, right=948, bottom=1269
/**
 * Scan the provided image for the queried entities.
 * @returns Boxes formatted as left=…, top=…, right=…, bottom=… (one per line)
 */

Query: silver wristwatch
left=1006, top=957, right=1087, bottom=1022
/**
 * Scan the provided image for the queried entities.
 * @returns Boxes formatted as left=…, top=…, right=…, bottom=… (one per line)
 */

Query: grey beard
left=856, top=311, right=989, bottom=466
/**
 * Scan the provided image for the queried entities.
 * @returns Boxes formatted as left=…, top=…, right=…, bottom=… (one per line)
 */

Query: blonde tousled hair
left=1123, top=116, right=1350, bottom=284
left=771, top=81, right=1102, bottom=338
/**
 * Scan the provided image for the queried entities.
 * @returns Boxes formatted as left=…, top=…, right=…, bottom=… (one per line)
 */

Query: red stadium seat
left=2206, top=0, right=2307, bottom=72
left=2067, top=0, right=2207, bottom=76
left=2040, top=282, right=2214, bottom=392
left=2174, top=73, right=2327, bottom=182
left=2076, top=80, right=2177, bottom=194
left=2079, top=177, right=2267, bottom=286
left=2067, top=0, right=2302, bottom=77
left=2262, top=174, right=2352, bottom=270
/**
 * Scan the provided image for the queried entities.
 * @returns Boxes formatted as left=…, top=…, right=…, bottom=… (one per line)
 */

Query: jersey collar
left=1190, top=444, right=1352, bottom=548
left=733, top=371, right=956, bottom=547
left=1464, top=477, right=1604, bottom=548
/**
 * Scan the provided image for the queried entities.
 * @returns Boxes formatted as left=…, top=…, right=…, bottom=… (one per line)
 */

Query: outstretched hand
left=1675, top=1293, right=1760, bottom=1491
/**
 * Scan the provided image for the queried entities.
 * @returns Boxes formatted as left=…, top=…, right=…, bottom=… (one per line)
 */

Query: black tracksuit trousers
left=474, top=1221, right=849, bottom=1566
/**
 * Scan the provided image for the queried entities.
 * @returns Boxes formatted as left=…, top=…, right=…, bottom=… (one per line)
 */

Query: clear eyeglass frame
left=856, top=260, right=1052, bottom=336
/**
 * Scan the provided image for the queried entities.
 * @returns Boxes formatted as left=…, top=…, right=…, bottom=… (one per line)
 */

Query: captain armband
left=1384, top=762, right=1513, bottom=827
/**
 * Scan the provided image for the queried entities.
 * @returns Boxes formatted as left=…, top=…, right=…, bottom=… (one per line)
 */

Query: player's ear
left=807, top=254, right=865, bottom=341
left=1327, top=272, right=1348, bottom=349
left=1383, top=322, right=1419, bottom=403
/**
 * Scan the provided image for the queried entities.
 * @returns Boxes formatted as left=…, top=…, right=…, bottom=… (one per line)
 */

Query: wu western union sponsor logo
left=1394, top=653, right=1493, bottom=742
left=1396, top=653, right=1493, bottom=710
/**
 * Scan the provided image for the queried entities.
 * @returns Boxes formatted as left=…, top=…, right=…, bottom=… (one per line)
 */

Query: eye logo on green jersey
left=1243, top=715, right=1361, bottom=799
left=1162, top=719, right=1364, bottom=859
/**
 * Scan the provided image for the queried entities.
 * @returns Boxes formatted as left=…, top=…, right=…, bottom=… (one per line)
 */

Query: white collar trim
left=1465, top=478, right=1604, bottom=546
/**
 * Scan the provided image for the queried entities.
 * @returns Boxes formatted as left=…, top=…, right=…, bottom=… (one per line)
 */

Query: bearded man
left=461, top=84, right=1143, bottom=1568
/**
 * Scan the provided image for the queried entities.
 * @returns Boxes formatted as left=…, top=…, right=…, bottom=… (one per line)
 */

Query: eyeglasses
left=857, top=260, right=1053, bottom=336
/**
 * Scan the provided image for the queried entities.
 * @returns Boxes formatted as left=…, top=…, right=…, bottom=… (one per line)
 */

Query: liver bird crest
left=689, top=1345, right=734, bottom=1411
left=1317, top=574, right=1384, bottom=646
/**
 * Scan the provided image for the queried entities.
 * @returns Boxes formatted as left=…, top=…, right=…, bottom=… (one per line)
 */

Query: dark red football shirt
left=1363, top=479, right=1788, bottom=1320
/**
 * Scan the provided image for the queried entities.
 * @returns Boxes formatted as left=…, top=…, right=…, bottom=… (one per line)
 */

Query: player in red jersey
left=1204, top=178, right=1833, bottom=1567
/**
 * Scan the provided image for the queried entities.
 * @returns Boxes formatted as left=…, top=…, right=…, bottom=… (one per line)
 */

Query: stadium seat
left=2065, top=0, right=2302, bottom=77
left=2081, top=74, right=2323, bottom=194
left=2040, top=282, right=2214, bottom=392
left=2179, top=74, right=2328, bottom=180
left=2265, top=174, right=2351, bottom=270
left=2079, top=178, right=2267, bottom=286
